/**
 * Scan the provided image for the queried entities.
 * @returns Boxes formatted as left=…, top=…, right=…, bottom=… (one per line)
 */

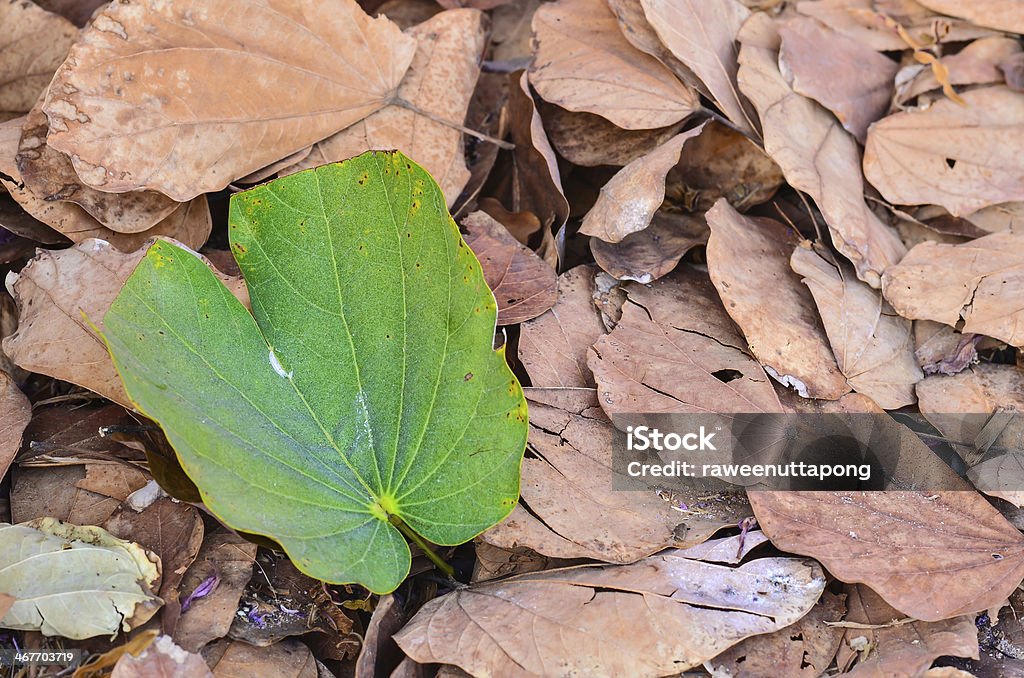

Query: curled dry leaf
left=540, top=103, right=685, bottom=167
left=791, top=244, right=922, bottom=409
left=2, top=239, right=246, bottom=408
left=483, top=388, right=750, bottom=562
left=838, top=584, right=979, bottom=676
left=1003, top=52, right=1024, bottom=92
left=111, top=635, right=212, bottom=678
left=591, top=210, right=708, bottom=283
left=42, top=0, right=416, bottom=201
left=529, top=0, right=698, bottom=130
left=706, top=200, right=849, bottom=400
left=897, top=37, right=1022, bottom=105
left=881, top=230, right=1024, bottom=346
left=640, top=0, right=758, bottom=135
left=865, top=86, right=1024, bottom=217
left=916, top=0, right=1024, bottom=35
left=0, top=1, right=76, bottom=121
left=914, top=320, right=978, bottom=376
left=588, top=266, right=784, bottom=414
left=749, top=489, right=1024, bottom=621
left=737, top=13, right=905, bottom=287
left=461, top=211, right=557, bottom=325
left=0, top=373, right=30, bottom=480
left=518, top=265, right=606, bottom=388
left=0, top=517, right=162, bottom=639
left=286, top=9, right=484, bottom=206
left=394, top=552, right=826, bottom=677
left=580, top=123, right=707, bottom=243
left=778, top=16, right=898, bottom=142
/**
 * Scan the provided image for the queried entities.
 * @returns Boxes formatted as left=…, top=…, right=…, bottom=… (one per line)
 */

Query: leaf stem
left=392, top=96, right=514, bottom=150
left=388, top=515, right=455, bottom=578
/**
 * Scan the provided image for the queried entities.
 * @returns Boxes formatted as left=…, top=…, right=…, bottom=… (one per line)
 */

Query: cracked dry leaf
left=706, top=200, right=849, bottom=400
left=2, top=239, right=247, bottom=408
left=285, top=9, right=484, bottom=206
left=580, top=123, right=707, bottom=243
left=518, top=265, right=606, bottom=388
left=864, top=86, right=1024, bottom=217
left=737, top=13, right=905, bottom=287
left=591, top=210, right=708, bottom=283
left=881, top=230, right=1024, bottom=347
left=42, top=0, right=416, bottom=201
left=0, top=1, right=76, bottom=122
left=588, top=266, right=784, bottom=415
left=482, top=388, right=750, bottom=562
left=791, top=244, right=922, bottom=409
left=641, top=0, right=758, bottom=136
left=916, top=0, right=1024, bottom=34
left=778, top=16, right=899, bottom=143
left=0, top=517, right=161, bottom=639
left=394, top=551, right=825, bottom=677
left=529, top=0, right=698, bottom=130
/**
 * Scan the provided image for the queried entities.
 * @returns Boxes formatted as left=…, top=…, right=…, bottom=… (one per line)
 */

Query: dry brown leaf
left=708, top=590, right=846, bottom=678
left=111, top=635, right=212, bottom=678
left=32, top=0, right=106, bottom=27
left=737, top=14, right=906, bottom=286
left=579, top=123, right=706, bottom=243
left=865, top=86, right=1024, bottom=217
left=285, top=9, right=484, bottom=206
left=529, top=0, right=698, bottom=130
left=916, top=0, right=1024, bottom=34
left=1003, top=52, right=1024, bottom=92
left=461, top=211, right=557, bottom=325
left=356, top=595, right=412, bottom=678
left=791, top=244, right=922, bottom=409
left=394, top=552, right=826, bottom=676
left=0, top=373, right=30, bottom=481
left=881, top=231, right=1024, bottom=346
left=518, top=265, right=606, bottom=388
left=706, top=200, right=849, bottom=400
left=641, top=0, right=758, bottom=135
left=3, top=239, right=246, bottom=408
left=664, top=120, right=783, bottom=212
left=17, top=100, right=179, bottom=233
left=0, top=1, right=76, bottom=121
left=749, top=489, right=1024, bottom=621
left=0, top=193, right=66, bottom=245
left=482, top=388, right=751, bottom=562
left=606, top=0, right=704, bottom=91
left=838, top=584, right=979, bottom=676
left=778, top=17, right=899, bottom=142
left=42, top=0, right=416, bottom=201
left=898, top=37, right=1022, bottom=105
left=540, top=102, right=685, bottom=167
left=590, top=210, right=708, bottom=283
left=206, top=639, right=317, bottom=678
left=914, top=320, right=979, bottom=376
left=588, top=266, right=785, bottom=414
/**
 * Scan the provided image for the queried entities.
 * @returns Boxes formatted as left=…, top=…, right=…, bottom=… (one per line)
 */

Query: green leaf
left=104, top=151, right=528, bottom=593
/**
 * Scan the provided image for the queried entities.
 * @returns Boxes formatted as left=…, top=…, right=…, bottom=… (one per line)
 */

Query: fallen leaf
left=540, top=102, right=685, bottom=167
left=914, top=321, right=978, bottom=376
left=73, top=630, right=160, bottom=678
left=0, top=517, right=162, bottom=639
left=482, top=388, right=751, bottom=561
left=10, top=466, right=105, bottom=524
left=518, top=265, right=606, bottom=388
left=173, top=530, right=257, bottom=653
left=791, top=244, right=922, bottom=409
left=42, top=0, right=416, bottom=200
left=580, top=123, right=707, bottom=243
left=864, top=86, right=1024, bottom=217
left=916, top=0, right=1024, bottom=34
left=394, top=552, right=826, bottom=676
left=112, top=635, right=212, bottom=678
left=0, top=192, right=66, bottom=245
left=606, top=0, right=703, bottom=92
left=590, top=210, right=708, bottom=283
left=778, top=16, right=899, bottom=142
left=749, top=489, right=1024, bottom=621
left=462, top=211, right=557, bottom=325
left=1002, top=52, right=1024, bottom=91
left=708, top=590, right=846, bottom=678
left=75, top=463, right=150, bottom=503
left=356, top=595, right=410, bottom=678
left=0, top=372, right=30, bottom=480
left=897, top=37, right=1022, bottom=105
left=205, top=638, right=318, bottom=678
left=285, top=9, right=485, bottom=206
left=0, top=1, right=76, bottom=121
left=881, top=230, right=1024, bottom=346
left=737, top=13, right=906, bottom=286
left=31, top=0, right=106, bottom=27
left=529, top=0, right=698, bottom=130
left=588, top=266, right=785, bottom=414
left=672, top=530, right=770, bottom=564
left=640, top=0, right=758, bottom=135
left=472, top=541, right=565, bottom=583
left=706, top=200, right=849, bottom=400
left=838, top=584, right=979, bottom=676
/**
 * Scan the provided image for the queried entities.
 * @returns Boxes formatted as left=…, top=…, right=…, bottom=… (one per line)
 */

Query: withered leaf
left=606, top=0, right=702, bottom=91
left=591, top=210, right=708, bottom=283
left=897, top=37, right=1022, bottom=105
left=881, top=230, right=1024, bottom=347
left=540, top=103, right=685, bottom=167
left=864, top=86, right=1024, bottom=217
left=529, top=0, right=698, bottom=130
left=0, top=1, right=76, bottom=122
left=394, top=552, right=826, bottom=676
left=42, top=0, right=416, bottom=200
left=0, top=373, right=29, bottom=481
left=706, top=200, right=849, bottom=400
left=205, top=638, right=317, bottom=678
left=111, top=635, right=212, bottom=678
left=916, top=0, right=1024, bottom=34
